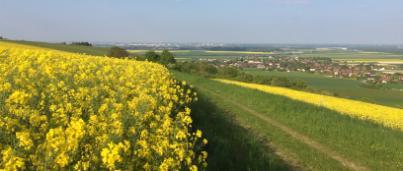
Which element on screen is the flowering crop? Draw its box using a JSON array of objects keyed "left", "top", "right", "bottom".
[
  {"left": 215, "top": 79, "right": 403, "bottom": 131},
  {"left": 0, "top": 42, "right": 207, "bottom": 170}
]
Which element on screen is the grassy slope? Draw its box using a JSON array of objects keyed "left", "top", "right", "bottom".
[
  {"left": 245, "top": 69, "right": 403, "bottom": 108},
  {"left": 191, "top": 92, "right": 294, "bottom": 171},
  {"left": 175, "top": 71, "right": 403, "bottom": 171},
  {"left": 0, "top": 40, "right": 110, "bottom": 56}
]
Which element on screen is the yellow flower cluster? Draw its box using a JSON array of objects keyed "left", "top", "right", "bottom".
[
  {"left": 0, "top": 42, "right": 207, "bottom": 170},
  {"left": 215, "top": 79, "right": 403, "bottom": 131}
]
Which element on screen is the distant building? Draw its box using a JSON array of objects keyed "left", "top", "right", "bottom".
[{"left": 257, "top": 64, "right": 266, "bottom": 69}]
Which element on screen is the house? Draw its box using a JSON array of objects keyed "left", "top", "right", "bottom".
[
  {"left": 257, "top": 64, "right": 266, "bottom": 69},
  {"left": 247, "top": 60, "right": 262, "bottom": 64}
]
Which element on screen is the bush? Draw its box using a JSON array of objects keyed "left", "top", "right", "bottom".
[
  {"left": 143, "top": 51, "right": 160, "bottom": 62},
  {"left": 107, "top": 46, "right": 129, "bottom": 58},
  {"left": 237, "top": 72, "right": 254, "bottom": 82},
  {"left": 160, "top": 50, "right": 176, "bottom": 64}
]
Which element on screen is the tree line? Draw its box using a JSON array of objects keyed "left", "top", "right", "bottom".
[
  {"left": 107, "top": 47, "right": 176, "bottom": 66},
  {"left": 175, "top": 62, "right": 308, "bottom": 90}
]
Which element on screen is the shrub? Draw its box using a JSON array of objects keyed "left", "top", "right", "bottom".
[
  {"left": 160, "top": 50, "right": 176, "bottom": 64},
  {"left": 107, "top": 46, "right": 129, "bottom": 58},
  {"left": 144, "top": 51, "right": 160, "bottom": 62},
  {"left": 219, "top": 67, "right": 239, "bottom": 78}
]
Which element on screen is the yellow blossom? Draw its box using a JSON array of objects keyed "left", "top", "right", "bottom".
[
  {"left": 215, "top": 78, "right": 403, "bottom": 130},
  {"left": 0, "top": 41, "right": 207, "bottom": 170}
]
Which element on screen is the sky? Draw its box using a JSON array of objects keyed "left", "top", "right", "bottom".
[{"left": 1, "top": 0, "right": 403, "bottom": 44}]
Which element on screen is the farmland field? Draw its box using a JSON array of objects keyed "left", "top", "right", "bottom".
[
  {"left": 333, "top": 58, "right": 403, "bottom": 64},
  {"left": 3, "top": 40, "right": 403, "bottom": 170},
  {"left": 0, "top": 42, "right": 206, "bottom": 170},
  {"left": 215, "top": 78, "right": 403, "bottom": 130},
  {"left": 205, "top": 50, "right": 274, "bottom": 55},
  {"left": 174, "top": 71, "right": 403, "bottom": 171},
  {"left": 289, "top": 50, "right": 403, "bottom": 59},
  {"left": 245, "top": 69, "right": 403, "bottom": 108},
  {"left": 129, "top": 49, "right": 403, "bottom": 65},
  {"left": 4, "top": 0, "right": 403, "bottom": 170}
]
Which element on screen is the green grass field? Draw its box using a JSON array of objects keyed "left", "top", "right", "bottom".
[
  {"left": 245, "top": 69, "right": 403, "bottom": 108},
  {"left": 190, "top": 90, "right": 294, "bottom": 170},
  {"left": 175, "top": 71, "right": 403, "bottom": 171},
  {"left": 1, "top": 40, "right": 110, "bottom": 56}
]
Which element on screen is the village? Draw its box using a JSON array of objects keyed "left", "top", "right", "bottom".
[{"left": 203, "top": 55, "right": 403, "bottom": 84}]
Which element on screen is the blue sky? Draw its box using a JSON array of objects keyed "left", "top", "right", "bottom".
[{"left": 1, "top": 0, "right": 402, "bottom": 44}]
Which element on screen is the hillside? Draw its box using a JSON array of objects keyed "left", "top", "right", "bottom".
[
  {"left": 0, "top": 40, "right": 110, "bottom": 56},
  {"left": 0, "top": 42, "right": 206, "bottom": 170},
  {"left": 174, "top": 71, "right": 403, "bottom": 171},
  {"left": 3, "top": 40, "right": 403, "bottom": 170}
]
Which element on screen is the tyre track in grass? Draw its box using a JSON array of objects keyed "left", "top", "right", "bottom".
[{"left": 197, "top": 86, "right": 370, "bottom": 171}]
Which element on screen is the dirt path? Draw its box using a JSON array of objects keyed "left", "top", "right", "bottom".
[{"left": 199, "top": 87, "right": 370, "bottom": 171}]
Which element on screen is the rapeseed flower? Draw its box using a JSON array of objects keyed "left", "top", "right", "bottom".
[{"left": 0, "top": 42, "right": 207, "bottom": 170}]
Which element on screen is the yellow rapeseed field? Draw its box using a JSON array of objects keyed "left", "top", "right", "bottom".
[
  {"left": 0, "top": 42, "right": 207, "bottom": 170},
  {"left": 214, "top": 79, "right": 403, "bottom": 131}
]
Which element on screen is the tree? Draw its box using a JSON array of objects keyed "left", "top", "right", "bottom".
[
  {"left": 144, "top": 51, "right": 160, "bottom": 62},
  {"left": 71, "top": 42, "right": 92, "bottom": 46},
  {"left": 160, "top": 50, "right": 176, "bottom": 64},
  {"left": 107, "top": 46, "right": 129, "bottom": 58},
  {"left": 0, "top": 36, "right": 3, "bottom": 40}
]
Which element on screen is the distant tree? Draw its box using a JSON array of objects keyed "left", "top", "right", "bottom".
[
  {"left": 144, "top": 51, "right": 160, "bottom": 62},
  {"left": 71, "top": 42, "right": 92, "bottom": 46},
  {"left": 0, "top": 36, "right": 3, "bottom": 40},
  {"left": 160, "top": 50, "right": 176, "bottom": 64},
  {"left": 219, "top": 67, "right": 239, "bottom": 78},
  {"left": 107, "top": 46, "right": 129, "bottom": 58}
]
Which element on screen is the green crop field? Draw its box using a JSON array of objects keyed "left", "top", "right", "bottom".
[
  {"left": 174, "top": 71, "right": 403, "bottom": 171},
  {"left": 244, "top": 69, "right": 403, "bottom": 108}
]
